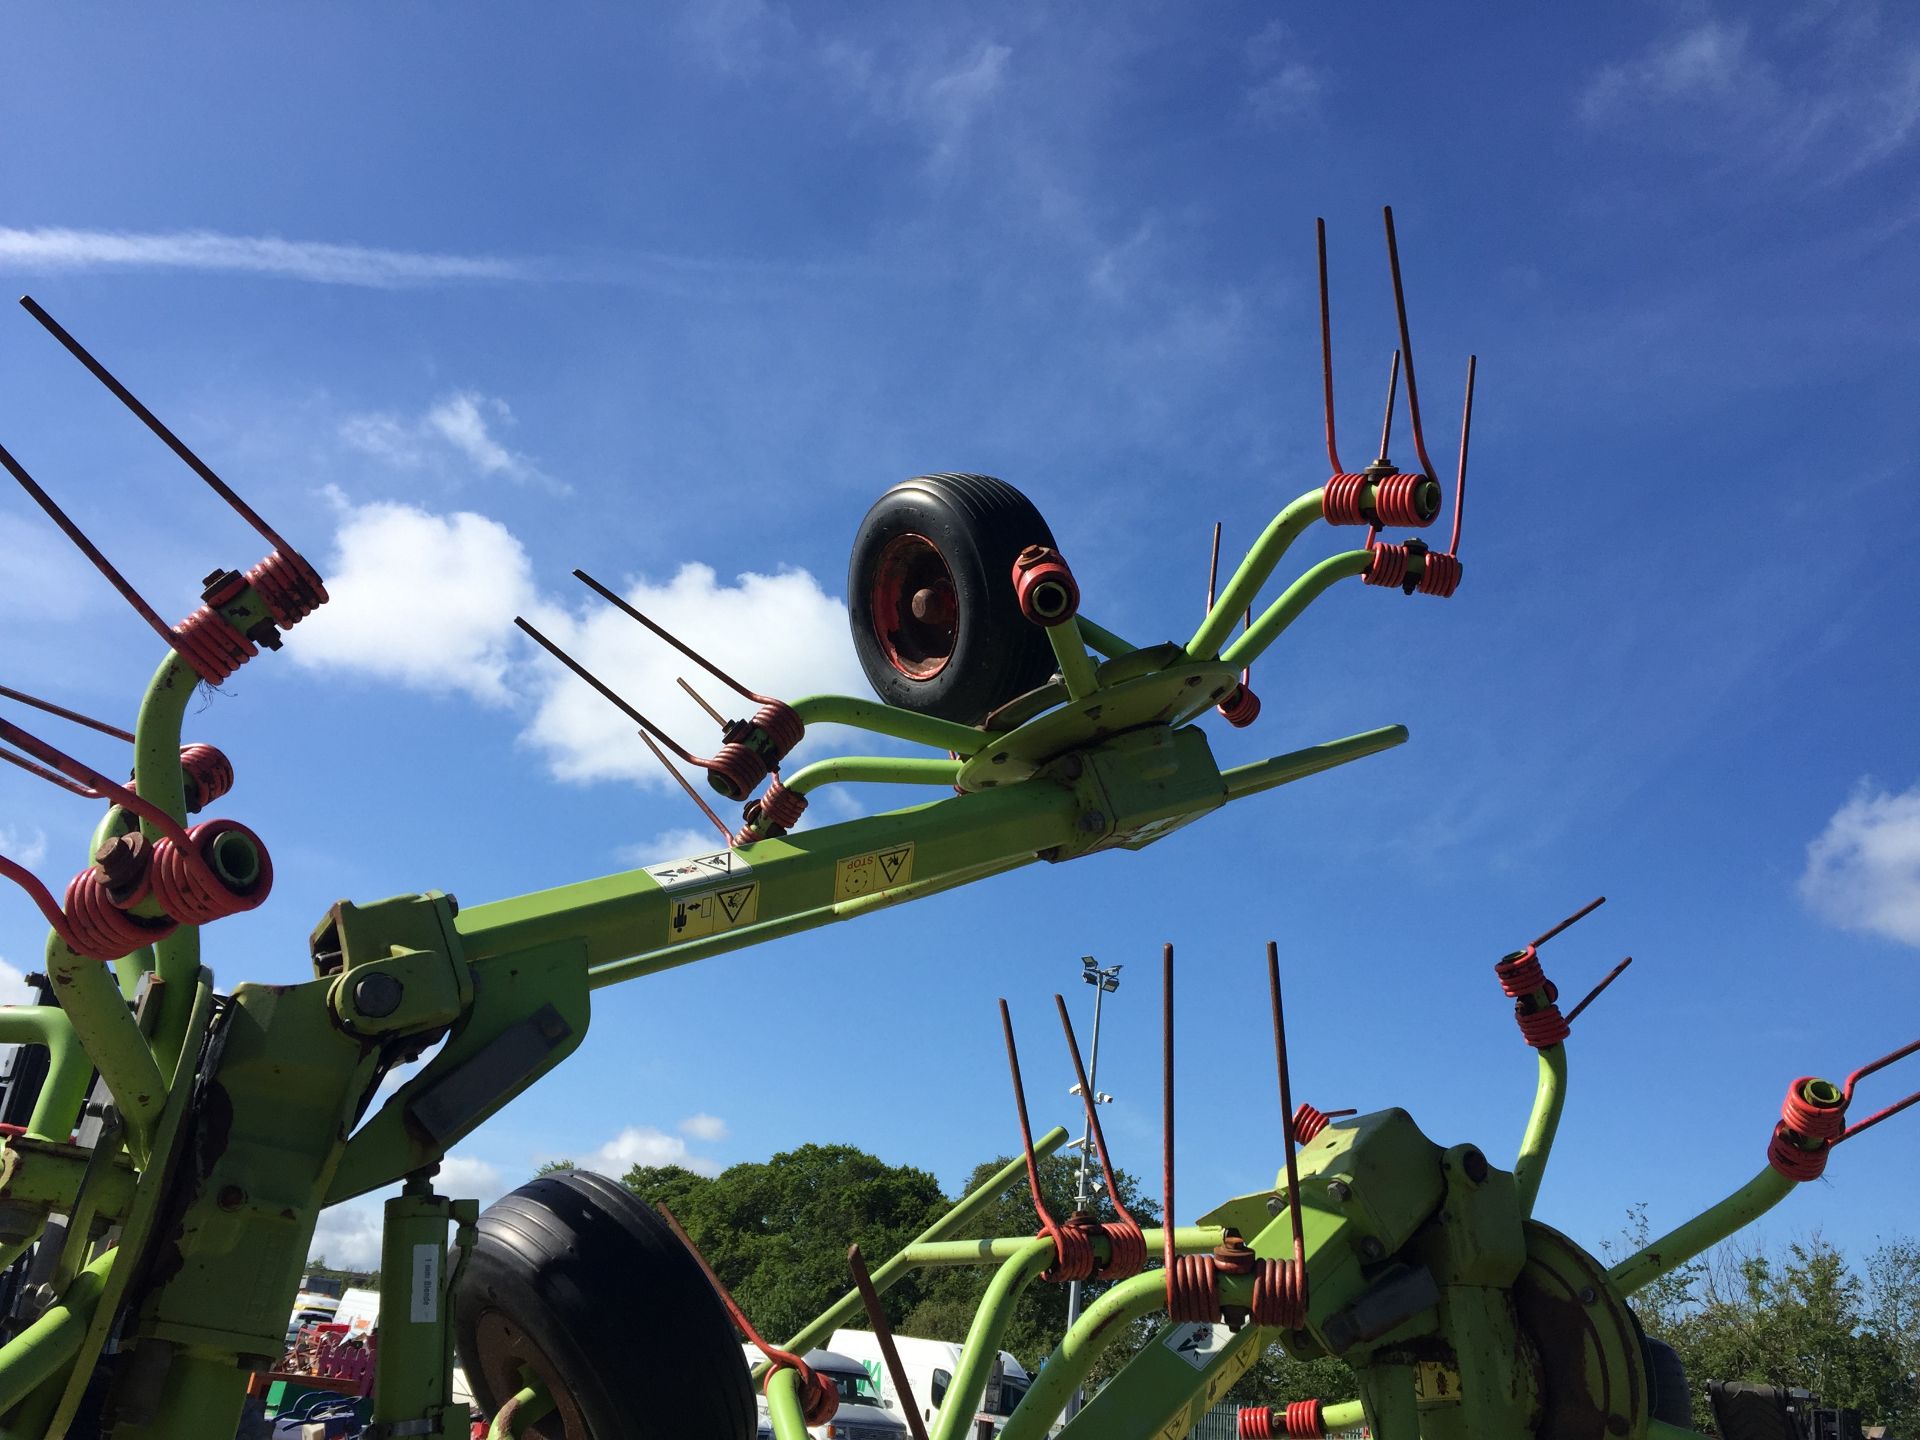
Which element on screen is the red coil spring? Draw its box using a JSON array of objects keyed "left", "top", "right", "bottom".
[
  {"left": 1321, "top": 474, "right": 1372, "bottom": 526},
  {"left": 1239, "top": 1407, "right": 1278, "bottom": 1439},
  {"left": 62, "top": 867, "right": 176, "bottom": 961},
  {"left": 1292, "top": 1103, "right": 1331, "bottom": 1145},
  {"left": 1364, "top": 543, "right": 1461, "bottom": 597},
  {"left": 1098, "top": 1220, "right": 1147, "bottom": 1279},
  {"left": 1286, "top": 1399, "right": 1327, "bottom": 1439},
  {"left": 246, "top": 549, "right": 328, "bottom": 629},
  {"left": 751, "top": 701, "right": 804, "bottom": 763},
  {"left": 760, "top": 773, "right": 809, "bottom": 832},
  {"left": 1515, "top": 1004, "right": 1571, "bottom": 1048},
  {"left": 149, "top": 819, "right": 273, "bottom": 924},
  {"left": 1165, "top": 1252, "right": 1221, "bottom": 1324},
  {"left": 1249, "top": 1257, "right": 1308, "bottom": 1330},
  {"left": 1041, "top": 1220, "right": 1099, "bottom": 1284},
  {"left": 1495, "top": 947, "right": 1546, "bottom": 997},
  {"left": 764, "top": 1364, "right": 840, "bottom": 1427},
  {"left": 1323, "top": 472, "right": 1432, "bottom": 529},
  {"left": 171, "top": 605, "right": 256, "bottom": 684},
  {"left": 707, "top": 743, "right": 771, "bottom": 803},
  {"left": 1496, "top": 947, "right": 1570, "bottom": 1047},
  {"left": 1768, "top": 1078, "right": 1847, "bottom": 1181},
  {"left": 179, "top": 743, "right": 235, "bottom": 811},
  {"left": 1217, "top": 685, "right": 1262, "bottom": 728}
]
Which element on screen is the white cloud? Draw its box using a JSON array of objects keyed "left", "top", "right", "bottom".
[
  {"left": 0, "top": 958, "right": 35, "bottom": 1006},
  {"left": 342, "top": 392, "right": 563, "bottom": 493},
  {"left": 307, "top": 1151, "right": 506, "bottom": 1271},
  {"left": 0, "top": 227, "right": 528, "bottom": 287},
  {"left": 1580, "top": 20, "right": 1760, "bottom": 122},
  {"left": 1800, "top": 780, "right": 1920, "bottom": 948},
  {"left": 1245, "top": 21, "right": 1325, "bottom": 124},
  {"left": 679, "top": 1113, "right": 729, "bottom": 1142},
  {"left": 437, "top": 1154, "right": 507, "bottom": 1205},
  {"left": 0, "top": 828, "right": 47, "bottom": 870},
  {"left": 291, "top": 497, "right": 541, "bottom": 705},
  {"left": 817, "top": 35, "right": 1012, "bottom": 174},
  {"left": 588, "top": 1125, "right": 722, "bottom": 1177}
]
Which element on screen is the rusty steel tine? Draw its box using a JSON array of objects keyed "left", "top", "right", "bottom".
[
  {"left": 512, "top": 616, "right": 706, "bottom": 766},
  {"left": 1839, "top": 1037, "right": 1920, "bottom": 1144},
  {"left": 1205, "top": 522, "right": 1222, "bottom": 615},
  {"left": 1564, "top": 956, "right": 1633, "bottom": 1027},
  {"left": 1317, "top": 218, "right": 1343, "bottom": 476},
  {"left": 1053, "top": 992, "right": 1140, "bottom": 1230},
  {"left": 1381, "top": 206, "right": 1440, "bottom": 488},
  {"left": 0, "top": 716, "right": 192, "bottom": 846},
  {"left": 1378, "top": 351, "right": 1401, "bottom": 460},
  {"left": 0, "top": 439, "right": 184, "bottom": 656},
  {"left": 0, "top": 744, "right": 101, "bottom": 796},
  {"left": 1267, "top": 942, "right": 1306, "bottom": 1269},
  {"left": 657, "top": 1204, "right": 808, "bottom": 1372},
  {"left": 0, "top": 852, "right": 73, "bottom": 940},
  {"left": 1161, "top": 942, "right": 1176, "bottom": 1277},
  {"left": 19, "top": 296, "right": 299, "bottom": 557},
  {"left": 1531, "top": 896, "right": 1606, "bottom": 950},
  {"left": 0, "top": 684, "right": 133, "bottom": 743},
  {"left": 1451, "top": 355, "right": 1476, "bottom": 556},
  {"left": 573, "top": 568, "right": 773, "bottom": 706},
  {"left": 636, "top": 731, "right": 733, "bottom": 845},
  {"left": 998, "top": 999, "right": 1063, "bottom": 1237},
  {"left": 677, "top": 677, "right": 729, "bottom": 730},
  {"left": 847, "top": 1244, "right": 931, "bottom": 1440}
]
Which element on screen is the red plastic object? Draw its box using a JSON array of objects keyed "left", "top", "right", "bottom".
[{"left": 1011, "top": 546, "right": 1079, "bottom": 627}]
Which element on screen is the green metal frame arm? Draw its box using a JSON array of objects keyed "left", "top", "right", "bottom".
[
  {"left": 1220, "top": 726, "right": 1409, "bottom": 801},
  {"left": 1607, "top": 1165, "right": 1797, "bottom": 1297},
  {"left": 782, "top": 756, "right": 961, "bottom": 797},
  {"left": 1046, "top": 620, "right": 1101, "bottom": 701},
  {"left": 130, "top": 650, "right": 205, "bottom": 1076},
  {"left": 1188, "top": 488, "right": 1328, "bottom": 660},
  {"left": 1075, "top": 615, "right": 1137, "bottom": 658},
  {"left": 0, "top": 1007, "right": 89, "bottom": 1143},
  {"left": 1218, "top": 550, "right": 1372, "bottom": 673},
  {"left": 765, "top": 1365, "right": 810, "bottom": 1440},
  {"left": 790, "top": 694, "right": 999, "bottom": 756},
  {"left": 0, "top": 1248, "right": 113, "bottom": 1418},
  {"left": 1322, "top": 1399, "right": 1367, "bottom": 1432},
  {"left": 1513, "top": 1045, "right": 1567, "bottom": 1217},
  {"left": 930, "top": 1238, "right": 1055, "bottom": 1440},
  {"left": 41, "top": 936, "right": 163, "bottom": 1161}
]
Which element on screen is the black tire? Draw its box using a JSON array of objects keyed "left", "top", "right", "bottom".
[
  {"left": 451, "top": 1170, "right": 753, "bottom": 1440},
  {"left": 847, "top": 473, "right": 1060, "bottom": 724},
  {"left": 1644, "top": 1336, "right": 1693, "bottom": 1430}
]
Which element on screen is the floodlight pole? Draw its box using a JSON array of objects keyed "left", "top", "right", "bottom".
[{"left": 1063, "top": 956, "right": 1121, "bottom": 1421}]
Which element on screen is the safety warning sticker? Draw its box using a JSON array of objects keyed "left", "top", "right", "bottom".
[
  {"left": 645, "top": 850, "right": 752, "bottom": 890},
  {"left": 832, "top": 842, "right": 914, "bottom": 902},
  {"left": 665, "top": 881, "right": 760, "bottom": 941}
]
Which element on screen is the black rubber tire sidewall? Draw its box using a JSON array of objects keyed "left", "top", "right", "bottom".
[
  {"left": 451, "top": 1170, "right": 753, "bottom": 1440},
  {"left": 847, "top": 473, "right": 1059, "bottom": 724},
  {"left": 1643, "top": 1335, "right": 1693, "bottom": 1430}
]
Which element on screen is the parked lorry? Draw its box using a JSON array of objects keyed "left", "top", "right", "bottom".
[{"left": 829, "top": 1330, "right": 1038, "bottom": 1435}]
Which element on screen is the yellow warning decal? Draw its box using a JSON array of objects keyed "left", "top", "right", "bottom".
[
  {"left": 1413, "top": 1360, "right": 1461, "bottom": 1405},
  {"left": 665, "top": 881, "right": 760, "bottom": 942},
  {"left": 832, "top": 842, "right": 915, "bottom": 902}
]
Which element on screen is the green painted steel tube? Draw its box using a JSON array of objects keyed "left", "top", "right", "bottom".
[
  {"left": 1076, "top": 616, "right": 1137, "bottom": 658},
  {"left": 1513, "top": 1045, "right": 1567, "bottom": 1217},
  {"left": 770, "top": 1128, "right": 1070, "bottom": 1367},
  {"left": 1189, "top": 489, "right": 1327, "bottom": 660},
  {"left": 930, "top": 1238, "right": 1055, "bottom": 1440},
  {"left": 131, "top": 652, "right": 204, "bottom": 1076},
  {"left": 904, "top": 1226, "right": 1222, "bottom": 1269},
  {"left": 1005, "top": 1269, "right": 1259, "bottom": 1440},
  {"left": 791, "top": 694, "right": 997, "bottom": 756},
  {"left": 1608, "top": 1166, "right": 1798, "bottom": 1297},
  {"left": 1047, "top": 620, "right": 1101, "bottom": 701},
  {"left": 486, "top": 1383, "right": 554, "bottom": 1439},
  {"left": 766, "top": 1365, "right": 810, "bottom": 1440},
  {"left": 1323, "top": 1399, "right": 1368, "bottom": 1432},
  {"left": 42, "top": 935, "right": 164, "bottom": 1158},
  {"left": 1218, "top": 550, "right": 1371, "bottom": 672},
  {"left": 0, "top": 1247, "right": 113, "bottom": 1416},
  {"left": 783, "top": 756, "right": 962, "bottom": 796},
  {"left": 0, "top": 1005, "right": 89, "bottom": 1142},
  {"left": 1220, "top": 726, "right": 1409, "bottom": 801}
]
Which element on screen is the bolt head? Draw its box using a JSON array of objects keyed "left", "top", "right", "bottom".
[
  {"left": 1359, "top": 1236, "right": 1386, "bottom": 1261},
  {"left": 1327, "top": 1179, "right": 1352, "bottom": 1203},
  {"left": 1578, "top": 1286, "right": 1598, "bottom": 1305},
  {"left": 352, "top": 972, "right": 404, "bottom": 1019}
]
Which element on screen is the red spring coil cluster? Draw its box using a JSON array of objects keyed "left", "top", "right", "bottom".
[
  {"left": 61, "top": 867, "right": 177, "bottom": 960},
  {"left": 1240, "top": 1407, "right": 1278, "bottom": 1439},
  {"left": 171, "top": 605, "right": 257, "bottom": 684},
  {"left": 760, "top": 773, "right": 809, "bottom": 832},
  {"left": 246, "top": 549, "right": 328, "bottom": 629},
  {"left": 1323, "top": 472, "right": 1432, "bottom": 529},
  {"left": 1165, "top": 1252, "right": 1221, "bottom": 1324},
  {"left": 1287, "top": 1400, "right": 1328, "bottom": 1439},
  {"left": 179, "top": 743, "right": 235, "bottom": 812},
  {"left": 1768, "top": 1079, "right": 1848, "bottom": 1181},
  {"left": 751, "top": 701, "right": 804, "bottom": 764},
  {"left": 1363, "top": 544, "right": 1461, "bottom": 597},
  {"left": 149, "top": 819, "right": 273, "bottom": 924},
  {"left": 1244, "top": 1400, "right": 1326, "bottom": 1440},
  {"left": 708, "top": 743, "right": 771, "bottom": 803},
  {"left": 1217, "top": 685, "right": 1262, "bottom": 729},
  {"left": 765, "top": 1363, "right": 839, "bottom": 1427},
  {"left": 1292, "top": 1103, "right": 1332, "bottom": 1146},
  {"left": 1098, "top": 1220, "right": 1147, "bottom": 1279},
  {"left": 1249, "top": 1258, "right": 1308, "bottom": 1330},
  {"left": 1495, "top": 947, "right": 1570, "bottom": 1048},
  {"left": 1041, "top": 1219, "right": 1100, "bottom": 1283}
]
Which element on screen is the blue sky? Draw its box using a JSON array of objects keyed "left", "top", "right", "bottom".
[{"left": 2, "top": 3, "right": 1917, "bottom": 1276}]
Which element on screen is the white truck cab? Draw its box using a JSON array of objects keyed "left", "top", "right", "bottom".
[
  {"left": 745, "top": 1345, "right": 910, "bottom": 1440},
  {"left": 827, "top": 1329, "right": 1038, "bottom": 1435}
]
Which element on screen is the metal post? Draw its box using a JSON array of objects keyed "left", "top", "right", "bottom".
[{"left": 1062, "top": 958, "right": 1120, "bottom": 1422}]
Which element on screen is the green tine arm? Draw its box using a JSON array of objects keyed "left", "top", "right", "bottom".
[
  {"left": 790, "top": 695, "right": 999, "bottom": 755},
  {"left": 1513, "top": 1045, "right": 1567, "bottom": 1217},
  {"left": 1607, "top": 1166, "right": 1797, "bottom": 1297},
  {"left": 41, "top": 937, "right": 163, "bottom": 1162},
  {"left": 766, "top": 1365, "right": 811, "bottom": 1440},
  {"left": 1219, "top": 550, "right": 1372, "bottom": 673},
  {"left": 1075, "top": 616, "right": 1137, "bottom": 658},
  {"left": 929, "top": 1238, "right": 1055, "bottom": 1440},
  {"left": 0, "top": 1006, "right": 90, "bottom": 1142},
  {"left": 782, "top": 756, "right": 962, "bottom": 798},
  {"left": 1189, "top": 489, "right": 1328, "bottom": 660}
]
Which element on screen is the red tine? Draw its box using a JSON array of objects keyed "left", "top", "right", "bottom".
[
  {"left": 1206, "top": 522, "right": 1222, "bottom": 615},
  {"left": 998, "top": 999, "right": 1067, "bottom": 1248},
  {"left": 513, "top": 616, "right": 708, "bottom": 768},
  {"left": 1381, "top": 206, "right": 1440, "bottom": 489},
  {"left": 656, "top": 1204, "right": 810, "bottom": 1375},
  {"left": 1053, "top": 993, "right": 1142, "bottom": 1232},
  {"left": 1266, "top": 942, "right": 1306, "bottom": 1271},
  {"left": 1531, "top": 896, "right": 1606, "bottom": 950},
  {"left": 847, "top": 1244, "right": 931, "bottom": 1440},
  {"left": 637, "top": 732, "right": 734, "bottom": 846},
  {"left": 575, "top": 569, "right": 775, "bottom": 706},
  {"left": 1377, "top": 351, "right": 1401, "bottom": 461},
  {"left": 1317, "top": 218, "right": 1343, "bottom": 476},
  {"left": 1563, "top": 956, "right": 1633, "bottom": 1027},
  {"left": 1451, "top": 355, "right": 1476, "bottom": 557},
  {"left": 1161, "top": 942, "right": 1176, "bottom": 1279},
  {"left": 1839, "top": 1037, "right": 1920, "bottom": 1145},
  {"left": 0, "top": 746, "right": 101, "bottom": 796},
  {"left": 0, "top": 684, "right": 133, "bottom": 743},
  {"left": 0, "top": 718, "right": 193, "bottom": 850}
]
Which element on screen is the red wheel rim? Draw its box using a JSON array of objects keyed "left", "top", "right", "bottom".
[{"left": 869, "top": 533, "right": 957, "bottom": 681}]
